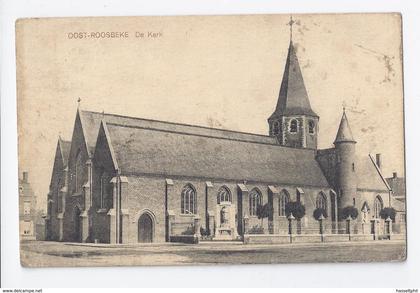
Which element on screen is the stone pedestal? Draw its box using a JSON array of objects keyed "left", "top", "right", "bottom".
[
  {"left": 207, "top": 211, "right": 215, "bottom": 236},
  {"left": 108, "top": 208, "right": 117, "bottom": 244},
  {"left": 167, "top": 210, "right": 175, "bottom": 238},
  {"left": 80, "top": 211, "right": 89, "bottom": 243},
  {"left": 57, "top": 213, "right": 64, "bottom": 241},
  {"left": 243, "top": 216, "right": 249, "bottom": 235},
  {"left": 121, "top": 209, "right": 130, "bottom": 244},
  {"left": 194, "top": 216, "right": 201, "bottom": 236},
  {"left": 214, "top": 203, "right": 237, "bottom": 240}
]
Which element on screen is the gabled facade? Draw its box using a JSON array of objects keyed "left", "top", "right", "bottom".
[{"left": 62, "top": 109, "right": 95, "bottom": 242}]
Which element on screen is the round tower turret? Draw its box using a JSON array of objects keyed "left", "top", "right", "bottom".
[{"left": 334, "top": 109, "right": 357, "bottom": 211}]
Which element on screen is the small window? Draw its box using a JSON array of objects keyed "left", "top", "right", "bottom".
[
  {"left": 308, "top": 120, "right": 315, "bottom": 134},
  {"left": 272, "top": 121, "right": 280, "bottom": 135},
  {"left": 217, "top": 186, "right": 231, "bottom": 204},
  {"left": 23, "top": 201, "right": 31, "bottom": 215},
  {"left": 289, "top": 119, "right": 298, "bottom": 133},
  {"left": 352, "top": 163, "right": 355, "bottom": 172}
]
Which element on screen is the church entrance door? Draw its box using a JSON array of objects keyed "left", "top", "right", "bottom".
[{"left": 138, "top": 213, "right": 153, "bottom": 243}]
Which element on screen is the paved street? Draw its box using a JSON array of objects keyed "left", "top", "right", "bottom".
[{"left": 20, "top": 240, "right": 406, "bottom": 267}]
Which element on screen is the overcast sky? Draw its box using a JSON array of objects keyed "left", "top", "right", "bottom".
[{"left": 16, "top": 14, "right": 404, "bottom": 210}]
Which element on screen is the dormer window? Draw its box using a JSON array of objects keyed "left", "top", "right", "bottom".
[
  {"left": 308, "top": 120, "right": 315, "bottom": 134},
  {"left": 289, "top": 119, "right": 298, "bottom": 133}
]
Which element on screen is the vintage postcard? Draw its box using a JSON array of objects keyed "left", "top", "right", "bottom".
[{"left": 16, "top": 13, "right": 406, "bottom": 267}]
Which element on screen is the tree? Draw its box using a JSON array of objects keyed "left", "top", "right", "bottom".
[
  {"left": 313, "top": 207, "right": 327, "bottom": 220},
  {"left": 256, "top": 202, "right": 273, "bottom": 228},
  {"left": 380, "top": 207, "right": 396, "bottom": 222},
  {"left": 285, "top": 201, "right": 306, "bottom": 220},
  {"left": 340, "top": 206, "right": 358, "bottom": 220}
]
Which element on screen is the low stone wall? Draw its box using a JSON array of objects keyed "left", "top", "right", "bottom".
[
  {"left": 243, "top": 234, "right": 290, "bottom": 244},
  {"left": 292, "top": 234, "right": 322, "bottom": 243},
  {"left": 390, "top": 234, "right": 405, "bottom": 241},
  {"left": 323, "top": 234, "right": 350, "bottom": 242},
  {"left": 170, "top": 235, "right": 199, "bottom": 244},
  {"left": 350, "top": 234, "right": 374, "bottom": 241},
  {"left": 243, "top": 233, "right": 400, "bottom": 244}
]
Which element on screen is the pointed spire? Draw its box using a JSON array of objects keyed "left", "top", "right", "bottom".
[
  {"left": 269, "top": 41, "right": 318, "bottom": 120},
  {"left": 334, "top": 108, "right": 356, "bottom": 144}
]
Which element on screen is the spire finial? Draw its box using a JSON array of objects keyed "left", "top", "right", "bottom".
[
  {"left": 77, "top": 97, "right": 82, "bottom": 109},
  {"left": 287, "top": 15, "right": 295, "bottom": 42},
  {"left": 342, "top": 101, "right": 347, "bottom": 113}
]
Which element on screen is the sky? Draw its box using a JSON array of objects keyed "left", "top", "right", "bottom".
[{"left": 16, "top": 14, "right": 404, "bottom": 211}]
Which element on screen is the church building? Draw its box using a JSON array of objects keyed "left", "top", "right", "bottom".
[{"left": 45, "top": 39, "right": 395, "bottom": 244}]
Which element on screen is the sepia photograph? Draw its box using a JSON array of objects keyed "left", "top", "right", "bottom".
[{"left": 15, "top": 13, "right": 406, "bottom": 267}]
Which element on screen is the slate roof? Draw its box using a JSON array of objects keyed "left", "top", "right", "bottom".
[
  {"left": 356, "top": 155, "right": 389, "bottom": 192},
  {"left": 391, "top": 198, "right": 405, "bottom": 212},
  {"left": 105, "top": 122, "right": 330, "bottom": 188},
  {"left": 269, "top": 41, "right": 318, "bottom": 119},
  {"left": 58, "top": 138, "right": 71, "bottom": 167},
  {"left": 80, "top": 110, "right": 277, "bottom": 155},
  {"left": 386, "top": 176, "right": 406, "bottom": 198},
  {"left": 334, "top": 111, "right": 356, "bottom": 144}
]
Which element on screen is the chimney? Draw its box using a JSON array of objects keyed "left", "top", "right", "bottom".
[
  {"left": 375, "top": 154, "right": 381, "bottom": 169},
  {"left": 22, "top": 171, "right": 28, "bottom": 183},
  {"left": 393, "top": 172, "right": 397, "bottom": 179}
]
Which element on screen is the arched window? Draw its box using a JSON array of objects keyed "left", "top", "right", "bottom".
[
  {"left": 249, "top": 188, "right": 262, "bottom": 216},
  {"left": 316, "top": 192, "right": 328, "bottom": 215},
  {"left": 308, "top": 120, "right": 315, "bottom": 134},
  {"left": 74, "top": 149, "right": 83, "bottom": 193},
  {"left": 181, "top": 184, "right": 197, "bottom": 215},
  {"left": 289, "top": 119, "right": 298, "bottom": 133},
  {"left": 217, "top": 186, "right": 231, "bottom": 204},
  {"left": 99, "top": 168, "right": 108, "bottom": 209},
  {"left": 272, "top": 121, "right": 280, "bottom": 135},
  {"left": 374, "top": 196, "right": 383, "bottom": 219},
  {"left": 279, "top": 190, "right": 290, "bottom": 217}
]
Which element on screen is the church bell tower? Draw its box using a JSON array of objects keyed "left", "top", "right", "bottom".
[{"left": 268, "top": 17, "right": 319, "bottom": 149}]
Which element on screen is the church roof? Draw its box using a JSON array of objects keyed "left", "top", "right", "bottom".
[
  {"left": 356, "top": 155, "right": 390, "bottom": 192},
  {"left": 58, "top": 138, "right": 71, "bottom": 167},
  {"left": 104, "top": 122, "right": 330, "bottom": 188},
  {"left": 79, "top": 110, "right": 278, "bottom": 154},
  {"left": 269, "top": 41, "right": 318, "bottom": 120},
  {"left": 334, "top": 110, "right": 356, "bottom": 144}
]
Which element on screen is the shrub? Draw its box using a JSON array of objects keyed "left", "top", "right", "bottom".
[
  {"left": 340, "top": 206, "right": 358, "bottom": 220},
  {"left": 256, "top": 203, "right": 273, "bottom": 220},
  {"left": 380, "top": 207, "right": 396, "bottom": 222},
  {"left": 200, "top": 227, "right": 210, "bottom": 236},
  {"left": 181, "top": 225, "right": 194, "bottom": 235},
  {"left": 249, "top": 225, "right": 265, "bottom": 234},
  {"left": 313, "top": 208, "right": 327, "bottom": 220},
  {"left": 285, "top": 201, "right": 306, "bottom": 220}
]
